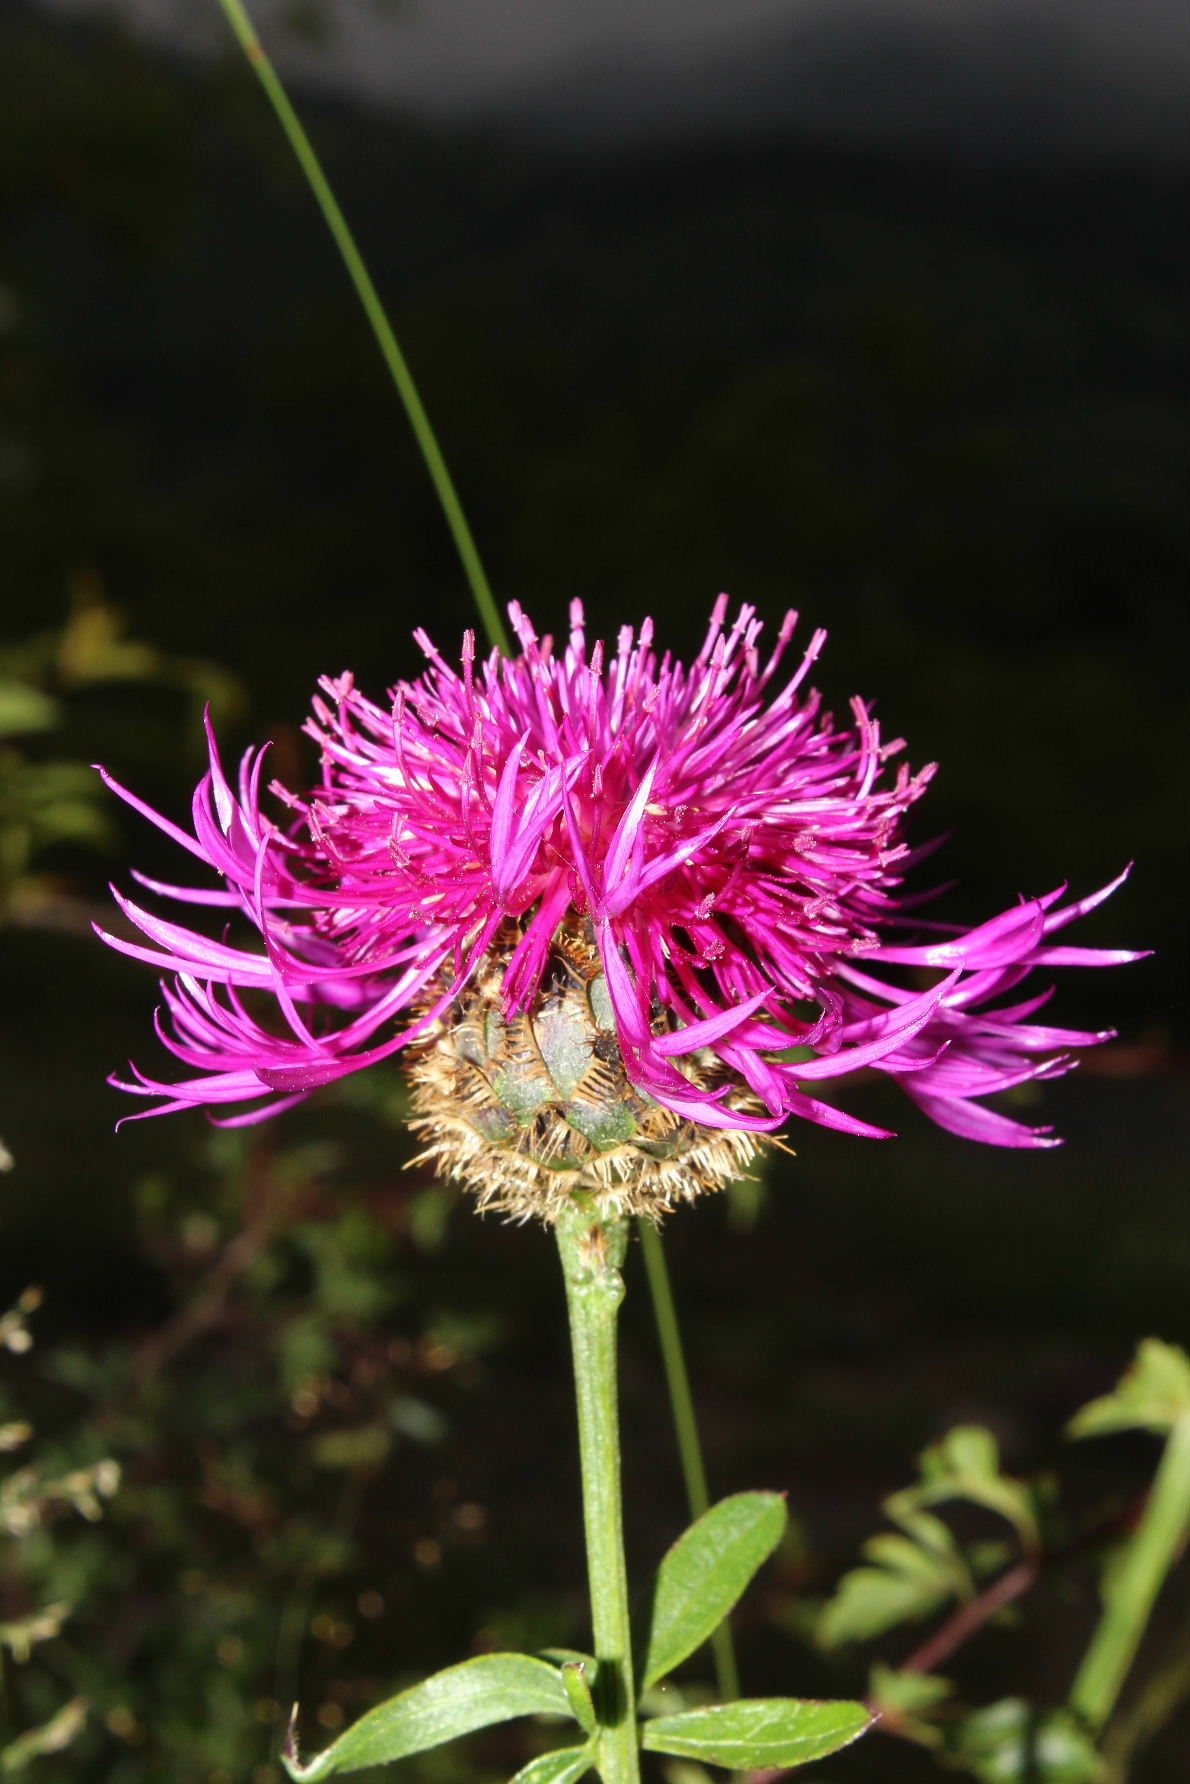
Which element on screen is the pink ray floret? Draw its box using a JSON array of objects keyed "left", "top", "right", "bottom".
[{"left": 96, "top": 600, "right": 1143, "bottom": 1144}]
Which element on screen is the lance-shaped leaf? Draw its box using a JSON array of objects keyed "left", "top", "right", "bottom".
[
  {"left": 283, "top": 1653, "right": 572, "bottom": 1780},
  {"left": 886, "top": 1427, "right": 1042, "bottom": 1554},
  {"left": 1066, "top": 1339, "right": 1190, "bottom": 1440},
  {"left": 509, "top": 1743, "right": 597, "bottom": 1784},
  {"left": 817, "top": 1513, "right": 971, "bottom": 1647},
  {"left": 640, "top": 1491, "right": 786, "bottom": 1688},
  {"left": 641, "top": 1697, "right": 873, "bottom": 1769}
]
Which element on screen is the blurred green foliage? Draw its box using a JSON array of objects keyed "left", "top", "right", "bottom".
[
  {"left": 1, "top": 1287, "right": 117, "bottom": 1773},
  {"left": 812, "top": 1346, "right": 1189, "bottom": 1780},
  {"left": 1, "top": 1113, "right": 518, "bottom": 1784},
  {"left": 0, "top": 579, "right": 242, "bottom": 921}
]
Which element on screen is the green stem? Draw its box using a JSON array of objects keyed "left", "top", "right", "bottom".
[
  {"left": 556, "top": 1206, "right": 641, "bottom": 1784},
  {"left": 1068, "top": 1414, "right": 1190, "bottom": 1732},
  {"left": 637, "top": 1218, "right": 740, "bottom": 1702},
  {"left": 211, "top": 0, "right": 510, "bottom": 657}
]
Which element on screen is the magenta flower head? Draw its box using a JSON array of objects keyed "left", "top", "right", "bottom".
[{"left": 98, "top": 599, "right": 1141, "bottom": 1218}]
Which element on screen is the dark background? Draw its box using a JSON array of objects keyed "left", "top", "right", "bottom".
[{"left": 0, "top": 2, "right": 1186, "bottom": 1780}]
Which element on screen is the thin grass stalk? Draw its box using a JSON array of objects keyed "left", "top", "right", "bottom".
[
  {"left": 212, "top": 0, "right": 509, "bottom": 655},
  {"left": 637, "top": 1218, "right": 741, "bottom": 1701}
]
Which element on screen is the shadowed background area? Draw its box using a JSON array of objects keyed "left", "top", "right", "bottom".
[{"left": 0, "top": 1, "right": 1186, "bottom": 1779}]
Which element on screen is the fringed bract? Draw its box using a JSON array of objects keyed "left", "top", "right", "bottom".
[{"left": 407, "top": 920, "right": 766, "bottom": 1222}]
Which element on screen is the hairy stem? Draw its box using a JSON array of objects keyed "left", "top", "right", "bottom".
[
  {"left": 556, "top": 1206, "right": 641, "bottom": 1784},
  {"left": 211, "top": 0, "right": 509, "bottom": 656},
  {"left": 637, "top": 1218, "right": 740, "bottom": 1701}
]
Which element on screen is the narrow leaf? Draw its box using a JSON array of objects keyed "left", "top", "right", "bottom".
[
  {"left": 869, "top": 1664, "right": 955, "bottom": 1746},
  {"left": 283, "top": 1654, "right": 572, "bottom": 1780},
  {"left": 1067, "top": 1339, "right": 1190, "bottom": 1440},
  {"left": 0, "top": 682, "right": 60, "bottom": 739},
  {"left": 641, "top": 1491, "right": 786, "bottom": 1688},
  {"left": 817, "top": 1523, "right": 966, "bottom": 1649},
  {"left": 888, "top": 1426, "right": 1039, "bottom": 1550},
  {"left": 641, "top": 1698, "right": 873, "bottom": 1768},
  {"left": 0, "top": 1696, "right": 88, "bottom": 1770},
  {"left": 509, "top": 1744, "right": 596, "bottom": 1784},
  {"left": 869, "top": 1663, "right": 954, "bottom": 1718}
]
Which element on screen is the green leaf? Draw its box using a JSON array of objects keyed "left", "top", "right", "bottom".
[
  {"left": 949, "top": 1699, "right": 1104, "bottom": 1783},
  {"left": 282, "top": 1653, "right": 573, "bottom": 1780},
  {"left": 817, "top": 1520, "right": 968, "bottom": 1647},
  {"left": 887, "top": 1426, "right": 1041, "bottom": 1551},
  {"left": 1067, "top": 1339, "right": 1190, "bottom": 1440},
  {"left": 865, "top": 1528, "right": 956, "bottom": 1580},
  {"left": 0, "top": 682, "right": 59, "bottom": 738},
  {"left": 869, "top": 1663, "right": 954, "bottom": 1718},
  {"left": 929, "top": 1425, "right": 1000, "bottom": 1481},
  {"left": 819, "top": 1424, "right": 1054, "bottom": 1650},
  {"left": 641, "top": 1491, "right": 786, "bottom": 1687},
  {"left": 0, "top": 1697, "right": 88, "bottom": 1771},
  {"left": 641, "top": 1698, "right": 873, "bottom": 1769},
  {"left": 868, "top": 1665, "right": 954, "bottom": 1748},
  {"left": 508, "top": 1743, "right": 597, "bottom": 1784},
  {"left": 818, "top": 1565, "right": 952, "bottom": 1647}
]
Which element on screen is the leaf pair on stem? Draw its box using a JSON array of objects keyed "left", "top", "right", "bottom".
[{"left": 283, "top": 1491, "right": 872, "bottom": 1779}]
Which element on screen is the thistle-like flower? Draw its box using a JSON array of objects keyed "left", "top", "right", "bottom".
[{"left": 97, "top": 600, "right": 1140, "bottom": 1218}]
